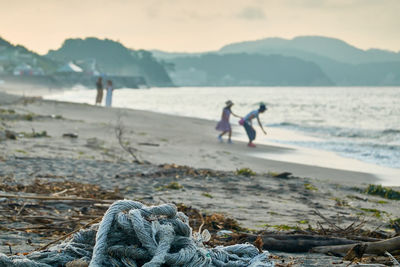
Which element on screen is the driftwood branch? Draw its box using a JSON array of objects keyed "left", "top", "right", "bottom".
[
  {"left": 242, "top": 234, "right": 357, "bottom": 253},
  {"left": 311, "top": 236, "right": 400, "bottom": 256},
  {"left": 115, "top": 116, "right": 141, "bottom": 163}
]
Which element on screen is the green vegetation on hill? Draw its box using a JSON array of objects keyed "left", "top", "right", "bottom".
[
  {"left": 46, "top": 38, "right": 172, "bottom": 86},
  {"left": 169, "top": 53, "right": 333, "bottom": 86},
  {"left": 0, "top": 37, "right": 59, "bottom": 73}
]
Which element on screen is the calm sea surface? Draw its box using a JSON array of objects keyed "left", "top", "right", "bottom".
[{"left": 45, "top": 86, "right": 400, "bottom": 170}]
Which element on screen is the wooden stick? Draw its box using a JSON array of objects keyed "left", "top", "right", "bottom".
[
  {"left": 0, "top": 193, "right": 115, "bottom": 203},
  {"left": 36, "top": 216, "right": 102, "bottom": 251}
]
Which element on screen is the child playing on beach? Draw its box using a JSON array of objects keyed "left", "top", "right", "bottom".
[
  {"left": 241, "top": 103, "right": 267, "bottom": 147},
  {"left": 105, "top": 80, "right": 113, "bottom": 107},
  {"left": 216, "top": 100, "right": 241, "bottom": 143}
]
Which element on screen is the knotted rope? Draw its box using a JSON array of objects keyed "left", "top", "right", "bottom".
[{"left": 0, "top": 200, "right": 274, "bottom": 266}]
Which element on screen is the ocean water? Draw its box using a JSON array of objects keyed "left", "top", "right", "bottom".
[{"left": 45, "top": 86, "right": 400, "bottom": 171}]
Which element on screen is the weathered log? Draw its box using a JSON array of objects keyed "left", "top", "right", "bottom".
[
  {"left": 243, "top": 234, "right": 357, "bottom": 252},
  {"left": 311, "top": 236, "right": 400, "bottom": 256}
]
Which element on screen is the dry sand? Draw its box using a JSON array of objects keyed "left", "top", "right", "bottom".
[{"left": 1, "top": 91, "right": 399, "bottom": 266}]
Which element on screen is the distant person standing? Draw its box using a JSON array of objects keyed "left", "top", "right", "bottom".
[
  {"left": 95, "top": 77, "right": 103, "bottom": 105},
  {"left": 105, "top": 80, "right": 114, "bottom": 107},
  {"left": 216, "top": 100, "right": 241, "bottom": 143},
  {"left": 241, "top": 103, "right": 267, "bottom": 147}
]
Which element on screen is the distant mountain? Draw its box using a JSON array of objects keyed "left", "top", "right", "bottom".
[
  {"left": 0, "top": 36, "right": 59, "bottom": 73},
  {"left": 154, "top": 36, "right": 400, "bottom": 86},
  {"left": 168, "top": 53, "right": 333, "bottom": 86},
  {"left": 219, "top": 36, "right": 400, "bottom": 64},
  {"left": 218, "top": 36, "right": 400, "bottom": 85},
  {"left": 150, "top": 50, "right": 206, "bottom": 60},
  {"left": 47, "top": 38, "right": 172, "bottom": 86}
]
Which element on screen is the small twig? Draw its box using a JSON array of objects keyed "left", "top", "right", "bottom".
[
  {"left": 36, "top": 216, "right": 102, "bottom": 251},
  {"left": 115, "top": 116, "right": 141, "bottom": 163},
  {"left": 138, "top": 142, "right": 159, "bottom": 147},
  {"left": 313, "top": 210, "right": 343, "bottom": 231},
  {"left": 317, "top": 221, "right": 327, "bottom": 235},
  {"left": 385, "top": 251, "right": 400, "bottom": 266},
  {"left": 51, "top": 188, "right": 70, "bottom": 196},
  {"left": 197, "top": 210, "right": 205, "bottom": 234},
  {"left": 16, "top": 202, "right": 26, "bottom": 216}
]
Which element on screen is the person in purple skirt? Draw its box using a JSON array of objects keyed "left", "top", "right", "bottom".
[{"left": 216, "top": 100, "right": 241, "bottom": 143}]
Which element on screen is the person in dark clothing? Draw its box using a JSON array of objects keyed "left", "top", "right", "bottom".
[{"left": 95, "top": 77, "right": 103, "bottom": 105}]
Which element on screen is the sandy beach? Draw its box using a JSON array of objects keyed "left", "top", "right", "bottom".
[{"left": 1, "top": 90, "right": 399, "bottom": 266}]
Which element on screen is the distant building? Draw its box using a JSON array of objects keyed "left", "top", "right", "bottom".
[
  {"left": 57, "top": 62, "right": 83, "bottom": 73},
  {"left": 75, "top": 58, "right": 100, "bottom": 76},
  {"left": 13, "top": 63, "right": 44, "bottom": 76}
]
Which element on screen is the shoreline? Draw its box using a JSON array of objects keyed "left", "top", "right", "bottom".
[
  {"left": 5, "top": 93, "right": 380, "bottom": 186},
  {"left": 40, "top": 87, "right": 400, "bottom": 185},
  {"left": 4, "top": 86, "right": 399, "bottom": 184}
]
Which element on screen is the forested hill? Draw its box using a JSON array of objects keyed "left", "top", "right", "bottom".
[
  {"left": 219, "top": 36, "right": 400, "bottom": 65},
  {"left": 169, "top": 53, "right": 333, "bottom": 86},
  {"left": 46, "top": 38, "right": 172, "bottom": 86},
  {"left": 217, "top": 36, "right": 400, "bottom": 85},
  {"left": 0, "top": 36, "right": 58, "bottom": 73},
  {"left": 153, "top": 36, "right": 400, "bottom": 86}
]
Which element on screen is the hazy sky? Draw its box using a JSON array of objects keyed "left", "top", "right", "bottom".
[{"left": 0, "top": 0, "right": 399, "bottom": 54}]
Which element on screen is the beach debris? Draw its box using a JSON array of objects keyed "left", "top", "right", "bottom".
[
  {"left": 0, "top": 159, "right": 399, "bottom": 266},
  {"left": 0, "top": 178, "right": 399, "bottom": 266},
  {"left": 138, "top": 142, "right": 160, "bottom": 146},
  {"left": 0, "top": 179, "right": 122, "bottom": 200},
  {"left": 157, "top": 181, "right": 184, "bottom": 190},
  {"left": 117, "top": 164, "right": 226, "bottom": 180},
  {"left": 0, "top": 108, "right": 15, "bottom": 114},
  {"left": 85, "top": 137, "right": 104, "bottom": 149},
  {"left": 385, "top": 251, "right": 400, "bottom": 266},
  {"left": 159, "top": 163, "right": 225, "bottom": 178},
  {"left": 0, "top": 112, "right": 49, "bottom": 122},
  {"left": 19, "top": 129, "right": 49, "bottom": 138},
  {"left": 50, "top": 114, "right": 64, "bottom": 119},
  {"left": 235, "top": 167, "right": 256, "bottom": 177},
  {"left": 63, "top": 132, "right": 79, "bottom": 138},
  {"left": 390, "top": 218, "right": 400, "bottom": 235},
  {"left": 23, "top": 113, "right": 34, "bottom": 121},
  {"left": 0, "top": 200, "right": 274, "bottom": 266},
  {"left": 365, "top": 184, "right": 400, "bottom": 200},
  {"left": 66, "top": 259, "right": 89, "bottom": 267},
  {"left": 311, "top": 236, "right": 400, "bottom": 256},
  {"left": 343, "top": 243, "right": 368, "bottom": 262},
  {"left": 5, "top": 130, "right": 17, "bottom": 140},
  {"left": 254, "top": 235, "right": 264, "bottom": 252},
  {"left": 216, "top": 230, "right": 234, "bottom": 237},
  {"left": 202, "top": 192, "right": 214, "bottom": 198},
  {"left": 18, "top": 96, "right": 42, "bottom": 105},
  {"left": 304, "top": 183, "right": 318, "bottom": 191},
  {"left": 272, "top": 172, "right": 292, "bottom": 179}
]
